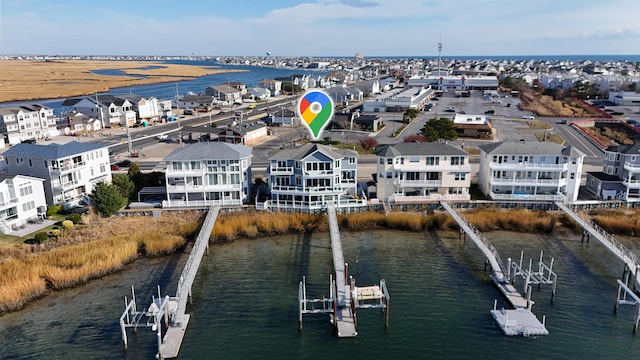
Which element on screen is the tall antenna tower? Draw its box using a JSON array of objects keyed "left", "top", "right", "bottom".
[{"left": 437, "top": 37, "right": 443, "bottom": 76}]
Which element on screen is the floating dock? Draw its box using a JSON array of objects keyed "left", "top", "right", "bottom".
[{"left": 490, "top": 307, "right": 549, "bottom": 336}]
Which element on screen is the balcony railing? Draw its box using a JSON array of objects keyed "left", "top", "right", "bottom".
[
  {"left": 623, "top": 178, "right": 640, "bottom": 188},
  {"left": 162, "top": 198, "right": 242, "bottom": 208},
  {"left": 394, "top": 179, "right": 442, "bottom": 187},
  {"left": 165, "top": 167, "right": 206, "bottom": 175},
  {"left": 489, "top": 177, "right": 566, "bottom": 185},
  {"left": 489, "top": 162, "right": 568, "bottom": 171},
  {"left": 268, "top": 166, "right": 295, "bottom": 175},
  {"left": 624, "top": 162, "right": 640, "bottom": 172},
  {"left": 271, "top": 185, "right": 343, "bottom": 194},
  {"left": 388, "top": 193, "right": 470, "bottom": 203},
  {"left": 166, "top": 183, "right": 241, "bottom": 192},
  {"left": 51, "top": 162, "right": 86, "bottom": 173},
  {"left": 267, "top": 196, "right": 366, "bottom": 211},
  {"left": 304, "top": 170, "right": 338, "bottom": 177},
  {"left": 60, "top": 180, "right": 80, "bottom": 189},
  {"left": 488, "top": 192, "right": 567, "bottom": 202},
  {"left": 393, "top": 163, "right": 471, "bottom": 172}
]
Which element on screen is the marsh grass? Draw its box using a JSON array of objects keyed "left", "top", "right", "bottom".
[
  {"left": 0, "top": 60, "right": 247, "bottom": 102},
  {"left": 0, "top": 212, "right": 201, "bottom": 313},
  {"left": 590, "top": 208, "right": 640, "bottom": 236}
]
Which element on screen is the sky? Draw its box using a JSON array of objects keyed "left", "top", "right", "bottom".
[{"left": 1, "top": 0, "right": 639, "bottom": 57}]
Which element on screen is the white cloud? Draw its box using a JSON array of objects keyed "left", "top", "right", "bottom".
[{"left": 2, "top": 0, "right": 639, "bottom": 55}]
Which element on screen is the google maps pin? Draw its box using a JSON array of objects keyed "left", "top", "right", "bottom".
[{"left": 298, "top": 90, "right": 334, "bottom": 140}]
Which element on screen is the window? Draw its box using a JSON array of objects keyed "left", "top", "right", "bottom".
[
  {"left": 379, "top": 158, "right": 384, "bottom": 165},
  {"left": 387, "top": 158, "right": 393, "bottom": 165},
  {"left": 425, "top": 157, "right": 439, "bottom": 165},
  {"left": 386, "top": 172, "right": 392, "bottom": 179},
  {"left": 570, "top": 173, "right": 575, "bottom": 180},
  {"left": 173, "top": 162, "right": 183, "bottom": 171},
  {"left": 454, "top": 173, "right": 466, "bottom": 181},
  {"left": 409, "top": 156, "right": 420, "bottom": 163},
  {"left": 28, "top": 159, "right": 32, "bottom": 167},
  {"left": 451, "top": 156, "right": 464, "bottom": 165}
]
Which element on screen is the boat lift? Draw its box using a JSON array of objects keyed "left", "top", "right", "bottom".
[{"left": 507, "top": 251, "right": 558, "bottom": 305}]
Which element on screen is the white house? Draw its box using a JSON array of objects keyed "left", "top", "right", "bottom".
[
  {"left": 478, "top": 141, "right": 585, "bottom": 202},
  {"left": 0, "top": 174, "right": 47, "bottom": 234},
  {"left": 61, "top": 95, "right": 135, "bottom": 127},
  {"left": 163, "top": 142, "right": 253, "bottom": 208},
  {"left": 265, "top": 143, "right": 364, "bottom": 212},
  {"left": 0, "top": 104, "right": 60, "bottom": 144},
  {"left": 3, "top": 141, "right": 112, "bottom": 208},
  {"left": 375, "top": 143, "right": 471, "bottom": 203}
]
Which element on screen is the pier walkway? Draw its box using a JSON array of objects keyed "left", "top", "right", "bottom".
[
  {"left": 160, "top": 206, "right": 219, "bottom": 358},
  {"left": 440, "top": 202, "right": 548, "bottom": 336},
  {"left": 120, "top": 206, "right": 219, "bottom": 359},
  {"left": 556, "top": 202, "right": 640, "bottom": 287},
  {"left": 327, "top": 206, "right": 358, "bottom": 337}
]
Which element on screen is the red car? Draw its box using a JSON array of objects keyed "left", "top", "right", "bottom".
[{"left": 110, "top": 164, "right": 120, "bottom": 171}]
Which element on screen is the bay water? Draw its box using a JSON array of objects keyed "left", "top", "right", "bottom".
[{"left": 1, "top": 229, "right": 640, "bottom": 359}]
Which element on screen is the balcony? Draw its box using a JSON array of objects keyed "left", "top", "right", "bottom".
[
  {"left": 304, "top": 170, "right": 338, "bottom": 178},
  {"left": 162, "top": 198, "right": 242, "bottom": 208},
  {"left": 268, "top": 166, "right": 294, "bottom": 175},
  {"left": 271, "top": 185, "right": 343, "bottom": 195},
  {"left": 489, "top": 177, "right": 566, "bottom": 186},
  {"left": 165, "top": 167, "right": 206, "bottom": 175},
  {"left": 388, "top": 193, "right": 470, "bottom": 203},
  {"left": 488, "top": 192, "right": 566, "bottom": 202},
  {"left": 393, "top": 163, "right": 471, "bottom": 172},
  {"left": 50, "top": 162, "right": 86, "bottom": 173},
  {"left": 394, "top": 179, "right": 442, "bottom": 187},
  {"left": 60, "top": 180, "right": 80, "bottom": 190},
  {"left": 624, "top": 162, "right": 640, "bottom": 173},
  {"left": 489, "top": 162, "right": 568, "bottom": 171},
  {"left": 623, "top": 178, "right": 640, "bottom": 189},
  {"left": 267, "top": 196, "right": 366, "bottom": 211},
  {"left": 166, "top": 183, "right": 241, "bottom": 192}
]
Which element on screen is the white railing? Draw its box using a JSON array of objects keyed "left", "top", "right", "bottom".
[
  {"left": 394, "top": 179, "right": 442, "bottom": 187},
  {"left": 271, "top": 185, "right": 343, "bottom": 194},
  {"left": 490, "top": 178, "right": 566, "bottom": 185},
  {"left": 393, "top": 164, "right": 471, "bottom": 172},
  {"left": 555, "top": 202, "right": 640, "bottom": 287},
  {"left": 624, "top": 162, "right": 640, "bottom": 172},
  {"left": 162, "top": 199, "right": 242, "bottom": 208},
  {"left": 490, "top": 193, "right": 566, "bottom": 202},
  {"left": 165, "top": 168, "right": 206, "bottom": 175},
  {"left": 268, "top": 166, "right": 294, "bottom": 175},
  {"left": 61, "top": 180, "right": 80, "bottom": 189},
  {"left": 166, "top": 183, "right": 241, "bottom": 192},
  {"left": 389, "top": 193, "right": 470, "bottom": 203},
  {"left": 440, "top": 202, "right": 507, "bottom": 282},
  {"left": 489, "top": 162, "right": 568, "bottom": 171}
]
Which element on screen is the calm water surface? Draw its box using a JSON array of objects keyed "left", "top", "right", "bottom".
[{"left": 1, "top": 230, "right": 640, "bottom": 359}]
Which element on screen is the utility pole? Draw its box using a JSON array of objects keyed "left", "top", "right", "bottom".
[{"left": 175, "top": 83, "right": 183, "bottom": 145}]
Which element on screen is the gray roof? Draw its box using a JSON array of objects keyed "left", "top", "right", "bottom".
[
  {"left": 216, "top": 122, "right": 266, "bottom": 136},
  {"left": 0, "top": 174, "right": 44, "bottom": 183},
  {"left": 164, "top": 142, "right": 252, "bottom": 161},
  {"left": 479, "top": 141, "right": 585, "bottom": 157},
  {"left": 3, "top": 141, "right": 109, "bottom": 159},
  {"left": 269, "top": 143, "right": 354, "bottom": 161},
  {"left": 606, "top": 143, "right": 640, "bottom": 155},
  {"left": 375, "top": 142, "right": 468, "bottom": 157}
]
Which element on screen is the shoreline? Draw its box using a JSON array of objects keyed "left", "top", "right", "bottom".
[{"left": 1, "top": 206, "right": 637, "bottom": 315}]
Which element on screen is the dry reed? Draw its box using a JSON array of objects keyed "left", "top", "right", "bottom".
[
  {"left": 0, "top": 212, "right": 201, "bottom": 313},
  {"left": 0, "top": 60, "right": 247, "bottom": 103}
]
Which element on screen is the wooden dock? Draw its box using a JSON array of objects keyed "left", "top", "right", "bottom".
[
  {"left": 119, "top": 206, "right": 220, "bottom": 359},
  {"left": 440, "top": 202, "right": 548, "bottom": 336},
  {"left": 327, "top": 206, "right": 358, "bottom": 337}
]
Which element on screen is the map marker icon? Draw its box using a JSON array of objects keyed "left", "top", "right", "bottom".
[{"left": 298, "top": 90, "right": 334, "bottom": 140}]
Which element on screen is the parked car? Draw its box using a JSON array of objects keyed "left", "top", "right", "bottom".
[
  {"left": 156, "top": 134, "right": 169, "bottom": 140},
  {"left": 116, "top": 160, "right": 132, "bottom": 167},
  {"left": 110, "top": 164, "right": 120, "bottom": 171},
  {"left": 484, "top": 110, "right": 495, "bottom": 115},
  {"left": 522, "top": 115, "right": 535, "bottom": 120},
  {"left": 183, "top": 109, "right": 194, "bottom": 115}
]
